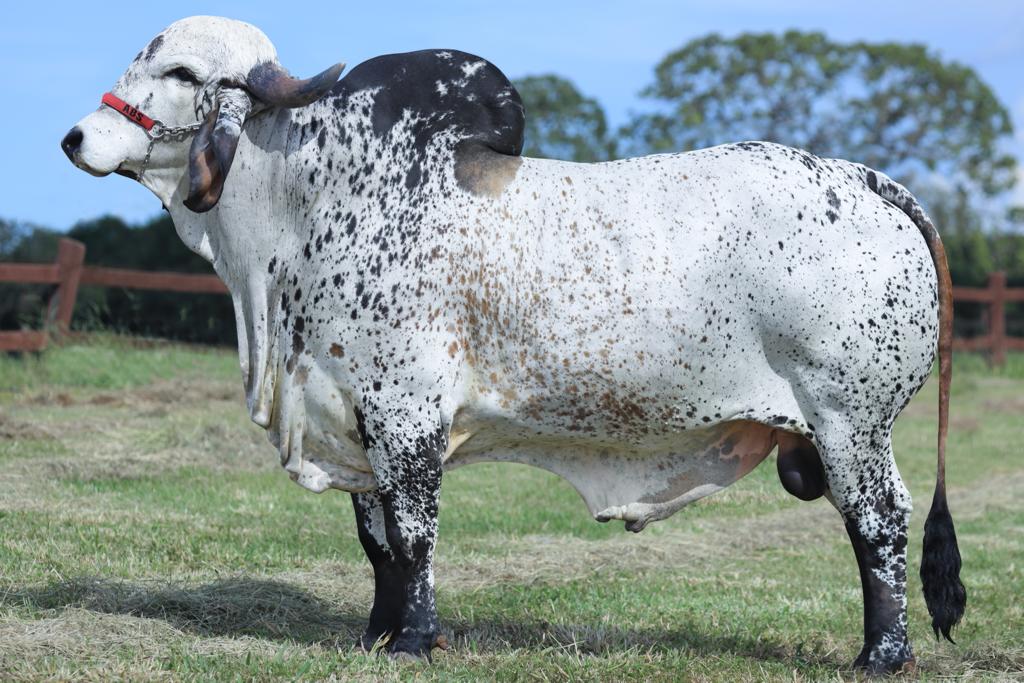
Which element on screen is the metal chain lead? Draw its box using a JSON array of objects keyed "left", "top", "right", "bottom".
[
  {"left": 149, "top": 120, "right": 204, "bottom": 141},
  {"left": 138, "top": 138, "right": 155, "bottom": 182},
  {"left": 137, "top": 119, "right": 204, "bottom": 181}
]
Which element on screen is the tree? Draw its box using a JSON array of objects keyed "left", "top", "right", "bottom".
[
  {"left": 514, "top": 74, "right": 616, "bottom": 162},
  {"left": 623, "top": 31, "right": 1017, "bottom": 198},
  {"left": 917, "top": 185, "right": 993, "bottom": 286},
  {"left": 0, "top": 219, "right": 58, "bottom": 263},
  {"left": 0, "top": 219, "right": 17, "bottom": 260},
  {"left": 67, "top": 214, "right": 236, "bottom": 345},
  {"left": 0, "top": 220, "right": 60, "bottom": 331}
]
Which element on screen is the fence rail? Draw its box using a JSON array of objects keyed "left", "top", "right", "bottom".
[
  {"left": 80, "top": 266, "right": 228, "bottom": 294},
  {"left": 2, "top": 238, "right": 1023, "bottom": 364},
  {"left": 951, "top": 272, "right": 1024, "bottom": 365},
  {"left": 0, "top": 238, "right": 226, "bottom": 352}
]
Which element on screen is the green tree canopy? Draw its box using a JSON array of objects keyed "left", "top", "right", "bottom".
[
  {"left": 623, "top": 30, "right": 1017, "bottom": 197},
  {"left": 514, "top": 74, "right": 615, "bottom": 162},
  {"left": 916, "top": 185, "right": 994, "bottom": 286},
  {"left": 0, "top": 219, "right": 57, "bottom": 263},
  {"left": 65, "top": 214, "right": 235, "bottom": 344}
]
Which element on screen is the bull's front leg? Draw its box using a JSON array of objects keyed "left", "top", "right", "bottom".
[
  {"left": 354, "top": 404, "right": 446, "bottom": 660},
  {"left": 351, "top": 491, "right": 406, "bottom": 651}
]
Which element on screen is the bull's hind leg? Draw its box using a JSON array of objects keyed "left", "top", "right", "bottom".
[
  {"left": 815, "top": 417, "right": 915, "bottom": 674},
  {"left": 351, "top": 491, "right": 406, "bottom": 651},
  {"left": 355, "top": 404, "right": 447, "bottom": 661}
]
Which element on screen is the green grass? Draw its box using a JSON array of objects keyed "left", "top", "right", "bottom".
[
  {"left": 0, "top": 342, "right": 1022, "bottom": 681},
  {"left": 0, "top": 333, "right": 238, "bottom": 393}
]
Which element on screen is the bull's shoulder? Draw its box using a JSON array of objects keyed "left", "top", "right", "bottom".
[{"left": 331, "top": 49, "right": 524, "bottom": 157}]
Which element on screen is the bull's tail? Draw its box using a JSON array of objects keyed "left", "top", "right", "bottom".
[{"left": 860, "top": 166, "right": 966, "bottom": 642}]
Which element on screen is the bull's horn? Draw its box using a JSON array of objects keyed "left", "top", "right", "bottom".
[{"left": 246, "top": 61, "right": 345, "bottom": 108}]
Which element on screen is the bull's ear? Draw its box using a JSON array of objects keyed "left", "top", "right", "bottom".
[{"left": 184, "top": 88, "right": 252, "bottom": 213}]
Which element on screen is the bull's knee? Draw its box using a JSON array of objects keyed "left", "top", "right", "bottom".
[{"left": 776, "top": 432, "right": 826, "bottom": 501}]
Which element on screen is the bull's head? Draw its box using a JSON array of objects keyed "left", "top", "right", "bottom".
[{"left": 61, "top": 16, "right": 344, "bottom": 213}]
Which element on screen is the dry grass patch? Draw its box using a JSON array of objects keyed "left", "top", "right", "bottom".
[{"left": 0, "top": 411, "right": 55, "bottom": 441}]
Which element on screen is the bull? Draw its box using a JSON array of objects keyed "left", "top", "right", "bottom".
[{"left": 61, "top": 16, "right": 965, "bottom": 673}]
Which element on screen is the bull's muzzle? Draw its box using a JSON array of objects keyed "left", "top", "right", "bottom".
[{"left": 60, "top": 127, "right": 84, "bottom": 162}]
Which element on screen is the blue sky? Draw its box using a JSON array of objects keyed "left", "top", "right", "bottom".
[{"left": 2, "top": 0, "right": 1022, "bottom": 230}]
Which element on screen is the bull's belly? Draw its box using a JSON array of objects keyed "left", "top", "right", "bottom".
[
  {"left": 443, "top": 419, "right": 777, "bottom": 530},
  {"left": 276, "top": 394, "right": 778, "bottom": 529},
  {"left": 267, "top": 358, "right": 783, "bottom": 523}
]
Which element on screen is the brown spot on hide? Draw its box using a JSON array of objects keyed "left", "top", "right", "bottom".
[{"left": 454, "top": 143, "right": 522, "bottom": 198}]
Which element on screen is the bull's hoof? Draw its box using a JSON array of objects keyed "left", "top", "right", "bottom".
[
  {"left": 852, "top": 644, "right": 916, "bottom": 676},
  {"left": 385, "top": 630, "right": 448, "bottom": 663}
]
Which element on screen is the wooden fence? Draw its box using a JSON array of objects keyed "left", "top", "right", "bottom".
[
  {"left": 952, "top": 272, "right": 1024, "bottom": 366},
  {"left": 2, "top": 238, "right": 1023, "bottom": 364},
  {"left": 0, "top": 238, "right": 227, "bottom": 352}
]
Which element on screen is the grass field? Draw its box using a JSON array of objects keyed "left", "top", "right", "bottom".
[{"left": 1, "top": 338, "right": 1022, "bottom": 681}]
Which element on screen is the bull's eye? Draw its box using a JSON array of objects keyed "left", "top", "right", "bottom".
[{"left": 165, "top": 67, "right": 200, "bottom": 86}]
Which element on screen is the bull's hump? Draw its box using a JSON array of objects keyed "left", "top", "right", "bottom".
[{"left": 332, "top": 49, "right": 525, "bottom": 157}]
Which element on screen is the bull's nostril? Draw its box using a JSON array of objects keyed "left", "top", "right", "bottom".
[{"left": 61, "top": 127, "right": 84, "bottom": 161}]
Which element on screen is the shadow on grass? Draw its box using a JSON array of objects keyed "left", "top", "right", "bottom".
[
  {"left": 4, "top": 576, "right": 363, "bottom": 645},
  {"left": 3, "top": 575, "right": 841, "bottom": 669},
  {"left": 444, "top": 618, "right": 843, "bottom": 670}
]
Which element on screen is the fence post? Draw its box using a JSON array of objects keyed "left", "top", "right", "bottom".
[
  {"left": 988, "top": 271, "right": 1007, "bottom": 367},
  {"left": 45, "top": 238, "right": 86, "bottom": 339}
]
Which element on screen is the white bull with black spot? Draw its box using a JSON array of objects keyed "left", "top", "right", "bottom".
[{"left": 62, "top": 16, "right": 965, "bottom": 674}]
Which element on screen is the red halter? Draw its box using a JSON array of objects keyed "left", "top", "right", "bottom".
[
  {"left": 97, "top": 92, "right": 204, "bottom": 181},
  {"left": 101, "top": 92, "right": 157, "bottom": 131}
]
